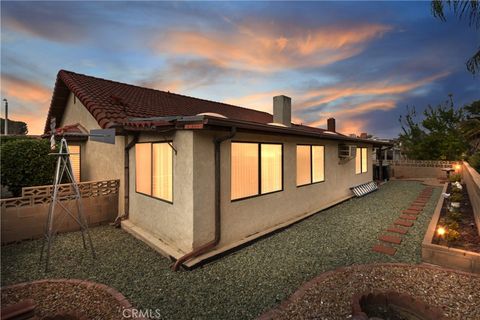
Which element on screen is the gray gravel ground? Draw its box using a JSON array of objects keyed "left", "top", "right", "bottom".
[
  {"left": 262, "top": 264, "right": 480, "bottom": 320},
  {"left": 1, "top": 181, "right": 447, "bottom": 319}
]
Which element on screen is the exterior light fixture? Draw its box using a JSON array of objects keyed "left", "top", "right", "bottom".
[
  {"left": 437, "top": 226, "right": 446, "bottom": 237},
  {"left": 454, "top": 164, "right": 461, "bottom": 171}
]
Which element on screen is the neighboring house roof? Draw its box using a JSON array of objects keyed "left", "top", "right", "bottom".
[
  {"left": 45, "top": 70, "right": 272, "bottom": 133},
  {"left": 45, "top": 70, "right": 391, "bottom": 146}
]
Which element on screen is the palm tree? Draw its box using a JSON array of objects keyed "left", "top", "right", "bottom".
[{"left": 431, "top": 0, "right": 480, "bottom": 75}]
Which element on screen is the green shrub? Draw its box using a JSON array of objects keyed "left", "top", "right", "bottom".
[
  {"left": 445, "top": 219, "right": 459, "bottom": 230},
  {"left": 449, "top": 173, "right": 462, "bottom": 183},
  {"left": 447, "top": 211, "right": 462, "bottom": 222},
  {"left": 467, "top": 152, "right": 480, "bottom": 173},
  {"left": 0, "top": 138, "right": 56, "bottom": 196},
  {"left": 451, "top": 186, "right": 462, "bottom": 193},
  {"left": 446, "top": 229, "right": 460, "bottom": 243},
  {"left": 450, "top": 193, "right": 463, "bottom": 203}
]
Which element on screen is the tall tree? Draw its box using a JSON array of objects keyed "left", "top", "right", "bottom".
[
  {"left": 399, "top": 96, "right": 468, "bottom": 160},
  {"left": 431, "top": 0, "right": 480, "bottom": 74},
  {"left": 461, "top": 100, "right": 480, "bottom": 152},
  {"left": 0, "top": 118, "right": 28, "bottom": 135}
]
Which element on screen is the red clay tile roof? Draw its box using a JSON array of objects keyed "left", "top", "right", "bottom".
[{"left": 44, "top": 70, "right": 273, "bottom": 134}]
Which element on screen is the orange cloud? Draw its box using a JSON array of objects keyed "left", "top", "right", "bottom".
[
  {"left": 299, "top": 72, "right": 450, "bottom": 109},
  {"left": 306, "top": 100, "right": 396, "bottom": 131},
  {"left": 153, "top": 23, "right": 391, "bottom": 71},
  {"left": 1, "top": 74, "right": 52, "bottom": 135},
  {"left": 224, "top": 90, "right": 289, "bottom": 114},
  {"left": 2, "top": 74, "right": 51, "bottom": 103}
]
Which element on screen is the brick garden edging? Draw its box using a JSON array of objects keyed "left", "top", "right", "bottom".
[
  {"left": 422, "top": 183, "right": 480, "bottom": 273},
  {"left": 1, "top": 279, "right": 145, "bottom": 319},
  {"left": 256, "top": 262, "right": 480, "bottom": 320}
]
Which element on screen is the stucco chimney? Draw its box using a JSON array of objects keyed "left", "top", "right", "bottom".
[
  {"left": 327, "top": 118, "right": 336, "bottom": 132},
  {"left": 360, "top": 132, "right": 368, "bottom": 139},
  {"left": 273, "top": 95, "right": 291, "bottom": 127}
]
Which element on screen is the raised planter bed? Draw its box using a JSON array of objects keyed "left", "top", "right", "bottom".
[{"left": 422, "top": 183, "right": 480, "bottom": 273}]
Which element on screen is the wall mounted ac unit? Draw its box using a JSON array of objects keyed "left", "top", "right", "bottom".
[{"left": 339, "top": 144, "right": 357, "bottom": 159}]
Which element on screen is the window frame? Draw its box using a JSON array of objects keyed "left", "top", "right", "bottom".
[
  {"left": 296, "top": 144, "right": 326, "bottom": 187},
  {"left": 68, "top": 144, "right": 81, "bottom": 182},
  {"left": 356, "top": 147, "right": 368, "bottom": 174},
  {"left": 135, "top": 141, "right": 174, "bottom": 204},
  {"left": 231, "top": 141, "right": 284, "bottom": 202}
]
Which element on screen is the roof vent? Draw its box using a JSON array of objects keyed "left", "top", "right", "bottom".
[{"left": 196, "top": 112, "right": 228, "bottom": 119}]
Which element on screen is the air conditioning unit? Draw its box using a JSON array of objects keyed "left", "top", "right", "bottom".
[{"left": 339, "top": 144, "right": 356, "bottom": 159}]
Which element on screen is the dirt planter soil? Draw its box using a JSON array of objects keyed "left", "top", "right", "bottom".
[
  {"left": 1, "top": 279, "right": 140, "bottom": 320},
  {"left": 257, "top": 263, "right": 480, "bottom": 320}
]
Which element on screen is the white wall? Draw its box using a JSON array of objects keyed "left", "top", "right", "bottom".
[
  {"left": 128, "top": 131, "right": 195, "bottom": 253},
  {"left": 60, "top": 92, "right": 125, "bottom": 216},
  {"left": 192, "top": 130, "right": 373, "bottom": 249}
]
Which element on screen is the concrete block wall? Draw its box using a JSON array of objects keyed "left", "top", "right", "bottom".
[{"left": 1, "top": 180, "right": 119, "bottom": 244}]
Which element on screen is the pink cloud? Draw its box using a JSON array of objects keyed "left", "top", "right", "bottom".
[{"left": 152, "top": 23, "right": 391, "bottom": 71}]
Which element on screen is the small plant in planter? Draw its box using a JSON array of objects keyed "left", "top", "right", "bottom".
[
  {"left": 445, "top": 229, "right": 461, "bottom": 243},
  {"left": 450, "top": 192, "right": 463, "bottom": 208},
  {"left": 448, "top": 173, "right": 462, "bottom": 183},
  {"left": 447, "top": 210, "right": 462, "bottom": 222}
]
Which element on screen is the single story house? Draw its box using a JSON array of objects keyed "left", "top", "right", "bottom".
[{"left": 45, "top": 70, "right": 390, "bottom": 269}]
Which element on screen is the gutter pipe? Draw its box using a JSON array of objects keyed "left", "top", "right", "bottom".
[
  {"left": 172, "top": 127, "right": 237, "bottom": 271},
  {"left": 122, "top": 133, "right": 139, "bottom": 222}
]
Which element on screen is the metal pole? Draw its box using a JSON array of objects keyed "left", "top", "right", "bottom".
[{"left": 2, "top": 99, "right": 8, "bottom": 135}]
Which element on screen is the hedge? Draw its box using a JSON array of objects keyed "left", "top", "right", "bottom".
[{"left": 0, "top": 138, "right": 56, "bottom": 196}]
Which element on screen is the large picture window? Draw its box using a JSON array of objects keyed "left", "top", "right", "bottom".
[
  {"left": 231, "top": 142, "right": 283, "bottom": 200},
  {"left": 135, "top": 142, "right": 173, "bottom": 202},
  {"left": 356, "top": 147, "right": 368, "bottom": 174},
  {"left": 296, "top": 145, "right": 325, "bottom": 186}
]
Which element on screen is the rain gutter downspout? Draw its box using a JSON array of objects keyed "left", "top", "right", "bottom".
[
  {"left": 122, "top": 133, "right": 139, "bottom": 222},
  {"left": 172, "top": 126, "right": 237, "bottom": 271}
]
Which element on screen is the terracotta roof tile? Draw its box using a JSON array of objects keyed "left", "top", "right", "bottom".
[{"left": 44, "top": 70, "right": 273, "bottom": 133}]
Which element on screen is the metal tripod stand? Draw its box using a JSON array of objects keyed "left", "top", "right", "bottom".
[{"left": 40, "top": 137, "right": 96, "bottom": 272}]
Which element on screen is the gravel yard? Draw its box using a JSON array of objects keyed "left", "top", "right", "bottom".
[
  {"left": 259, "top": 264, "right": 480, "bottom": 320},
  {"left": 2, "top": 281, "right": 125, "bottom": 320},
  {"left": 1, "top": 181, "right": 449, "bottom": 319}
]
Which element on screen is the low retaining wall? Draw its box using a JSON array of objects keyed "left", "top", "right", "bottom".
[
  {"left": 0, "top": 180, "right": 119, "bottom": 244},
  {"left": 389, "top": 160, "right": 458, "bottom": 179},
  {"left": 462, "top": 161, "right": 480, "bottom": 236},
  {"left": 422, "top": 183, "right": 480, "bottom": 273}
]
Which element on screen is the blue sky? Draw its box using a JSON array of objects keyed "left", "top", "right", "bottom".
[{"left": 1, "top": 1, "right": 478, "bottom": 137}]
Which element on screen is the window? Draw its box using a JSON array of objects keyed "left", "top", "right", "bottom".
[
  {"left": 296, "top": 145, "right": 325, "bottom": 186},
  {"left": 356, "top": 147, "right": 368, "bottom": 174},
  {"left": 231, "top": 142, "right": 283, "bottom": 200},
  {"left": 69, "top": 145, "right": 81, "bottom": 182},
  {"left": 135, "top": 142, "right": 173, "bottom": 202}
]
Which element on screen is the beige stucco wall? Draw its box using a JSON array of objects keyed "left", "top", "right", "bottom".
[
  {"left": 60, "top": 92, "right": 125, "bottom": 216},
  {"left": 128, "top": 131, "right": 195, "bottom": 253},
  {"left": 191, "top": 130, "right": 373, "bottom": 248}
]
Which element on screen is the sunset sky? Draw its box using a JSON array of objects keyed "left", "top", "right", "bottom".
[{"left": 1, "top": 1, "right": 478, "bottom": 137}]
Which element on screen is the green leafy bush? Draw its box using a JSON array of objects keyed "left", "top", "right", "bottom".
[
  {"left": 451, "top": 186, "right": 462, "bottom": 194},
  {"left": 449, "top": 173, "right": 462, "bottom": 183},
  {"left": 467, "top": 152, "right": 480, "bottom": 173},
  {"left": 450, "top": 193, "right": 463, "bottom": 203},
  {"left": 446, "top": 229, "right": 460, "bottom": 243},
  {"left": 447, "top": 211, "right": 462, "bottom": 222},
  {"left": 0, "top": 138, "right": 56, "bottom": 196}
]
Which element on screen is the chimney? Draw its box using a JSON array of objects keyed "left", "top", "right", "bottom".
[
  {"left": 273, "top": 95, "right": 291, "bottom": 127},
  {"left": 327, "top": 118, "right": 336, "bottom": 132},
  {"left": 360, "top": 132, "right": 368, "bottom": 139}
]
